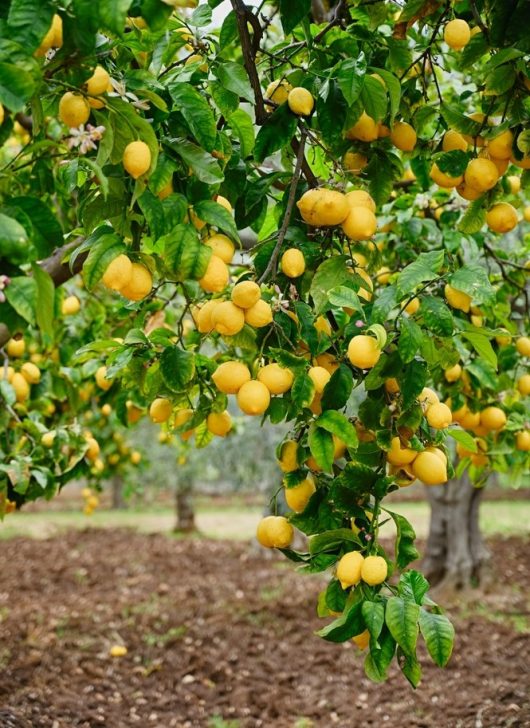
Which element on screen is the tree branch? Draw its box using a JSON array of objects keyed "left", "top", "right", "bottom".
[{"left": 230, "top": 0, "right": 267, "bottom": 125}]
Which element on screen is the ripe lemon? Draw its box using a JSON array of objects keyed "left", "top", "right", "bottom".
[
  {"left": 511, "top": 154, "right": 530, "bottom": 170},
  {"left": 486, "top": 203, "right": 518, "bottom": 233},
  {"left": 101, "top": 404, "right": 111, "bottom": 416},
  {"left": 85, "top": 437, "right": 100, "bottom": 461},
  {"left": 123, "top": 140, "right": 151, "bottom": 179},
  {"left": 345, "top": 189, "right": 376, "bottom": 212},
  {"left": 376, "top": 266, "right": 391, "bottom": 285},
  {"left": 490, "top": 155, "right": 509, "bottom": 175},
  {"left": 517, "top": 374, "right": 530, "bottom": 395},
  {"left": 149, "top": 397, "right": 172, "bottom": 423},
  {"left": 212, "top": 360, "right": 251, "bottom": 393},
  {"left": 20, "top": 362, "right": 40, "bottom": 384},
  {"left": 278, "top": 440, "right": 299, "bottom": 472},
  {"left": 418, "top": 387, "right": 439, "bottom": 410},
  {"left": 212, "top": 301, "right": 245, "bottom": 335},
  {"left": 343, "top": 151, "right": 368, "bottom": 173},
  {"left": 204, "top": 234, "right": 235, "bottom": 264},
  {"left": 308, "top": 366, "right": 331, "bottom": 394},
  {"left": 387, "top": 436, "right": 417, "bottom": 466},
  {"left": 297, "top": 188, "right": 349, "bottom": 226},
  {"left": 443, "top": 130, "right": 468, "bottom": 152},
  {"left": 195, "top": 299, "right": 221, "bottom": 333},
  {"left": 444, "top": 19, "right": 471, "bottom": 50},
  {"left": 314, "top": 315, "right": 332, "bottom": 337},
  {"left": 285, "top": 476, "right": 315, "bottom": 512},
  {"left": 445, "top": 363, "right": 462, "bottom": 382},
  {"left": 516, "top": 431, "right": 530, "bottom": 451},
  {"left": 336, "top": 550, "right": 364, "bottom": 589},
  {"left": 231, "top": 281, "right": 261, "bottom": 309},
  {"left": 110, "top": 645, "right": 128, "bottom": 658},
  {"left": 361, "top": 555, "right": 388, "bottom": 586},
  {"left": 351, "top": 267, "right": 373, "bottom": 301},
  {"left": 404, "top": 297, "right": 420, "bottom": 315},
  {"left": 257, "top": 363, "right": 294, "bottom": 394},
  {"left": 185, "top": 54, "right": 207, "bottom": 72},
  {"left": 385, "top": 378, "right": 400, "bottom": 394},
  {"left": 347, "top": 335, "right": 381, "bottom": 369},
  {"left": 256, "top": 515, "right": 293, "bottom": 548},
  {"left": 86, "top": 66, "right": 110, "bottom": 96},
  {"left": 464, "top": 158, "right": 499, "bottom": 192},
  {"left": 265, "top": 79, "right": 292, "bottom": 106},
  {"left": 174, "top": 408, "right": 194, "bottom": 440},
  {"left": 341, "top": 206, "right": 377, "bottom": 240},
  {"left": 281, "top": 248, "right": 306, "bottom": 277},
  {"left": 244, "top": 299, "right": 273, "bottom": 328},
  {"left": 120, "top": 263, "right": 152, "bottom": 301},
  {"left": 126, "top": 401, "right": 143, "bottom": 424},
  {"left": 426, "top": 402, "right": 452, "bottom": 429},
  {"left": 102, "top": 254, "right": 133, "bottom": 291},
  {"left": 95, "top": 365, "right": 112, "bottom": 391},
  {"left": 59, "top": 92, "right": 90, "bottom": 128},
  {"left": 157, "top": 180, "right": 173, "bottom": 199},
  {"left": 207, "top": 410, "right": 232, "bottom": 437},
  {"left": 507, "top": 175, "right": 521, "bottom": 194},
  {"left": 237, "top": 380, "right": 270, "bottom": 415},
  {"left": 412, "top": 451, "right": 447, "bottom": 485},
  {"left": 287, "top": 87, "right": 314, "bottom": 116},
  {"left": 314, "top": 355, "right": 337, "bottom": 377},
  {"left": 345, "top": 111, "right": 378, "bottom": 142},
  {"left": 41, "top": 431, "right": 56, "bottom": 448},
  {"left": 199, "top": 254, "right": 229, "bottom": 293},
  {"left": 430, "top": 163, "right": 463, "bottom": 188},
  {"left": 487, "top": 129, "right": 513, "bottom": 160},
  {"left": 390, "top": 121, "right": 417, "bottom": 152},
  {"left": 35, "top": 13, "right": 63, "bottom": 56},
  {"left": 130, "top": 451, "right": 141, "bottom": 465},
  {"left": 62, "top": 295, "right": 80, "bottom": 315},
  {"left": 516, "top": 336, "right": 530, "bottom": 356},
  {"left": 460, "top": 410, "right": 481, "bottom": 430},
  {"left": 445, "top": 283, "right": 471, "bottom": 312},
  {"left": 480, "top": 406, "right": 506, "bottom": 431},
  {"left": 215, "top": 195, "right": 232, "bottom": 213},
  {"left": 352, "top": 630, "right": 370, "bottom": 650},
  {"left": 12, "top": 372, "right": 30, "bottom": 402},
  {"left": 425, "top": 446, "right": 447, "bottom": 466},
  {"left": 457, "top": 182, "right": 483, "bottom": 201}
]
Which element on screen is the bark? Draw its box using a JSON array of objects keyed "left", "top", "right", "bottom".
[
  {"left": 174, "top": 479, "right": 196, "bottom": 533},
  {"left": 110, "top": 476, "right": 126, "bottom": 510}
]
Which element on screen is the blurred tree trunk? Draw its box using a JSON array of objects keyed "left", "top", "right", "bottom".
[
  {"left": 174, "top": 479, "right": 196, "bottom": 533},
  {"left": 110, "top": 475, "right": 126, "bottom": 510},
  {"left": 423, "top": 472, "right": 491, "bottom": 597}
]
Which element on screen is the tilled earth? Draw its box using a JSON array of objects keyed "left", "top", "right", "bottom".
[{"left": 0, "top": 529, "right": 528, "bottom": 728}]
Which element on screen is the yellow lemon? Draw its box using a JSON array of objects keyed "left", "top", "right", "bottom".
[
  {"left": 61, "top": 295, "right": 80, "bottom": 315},
  {"left": 387, "top": 437, "right": 417, "bottom": 466},
  {"left": 487, "top": 129, "right": 513, "bottom": 160},
  {"left": 41, "top": 431, "right": 56, "bottom": 448},
  {"left": 85, "top": 437, "right": 100, "bottom": 461},
  {"left": 287, "top": 87, "right": 314, "bottom": 116},
  {"left": 35, "top": 13, "right": 63, "bottom": 56},
  {"left": 507, "top": 175, "right": 521, "bottom": 194},
  {"left": 12, "top": 372, "right": 30, "bottom": 402},
  {"left": 199, "top": 254, "right": 229, "bottom": 293},
  {"left": 308, "top": 366, "right": 331, "bottom": 394},
  {"left": 278, "top": 440, "right": 299, "bottom": 472},
  {"left": 517, "top": 374, "right": 530, "bottom": 395},
  {"left": 347, "top": 335, "right": 381, "bottom": 369},
  {"left": 342, "top": 206, "right": 377, "bottom": 240},
  {"left": 149, "top": 398, "right": 172, "bottom": 423},
  {"left": 120, "top": 263, "right": 152, "bottom": 301},
  {"left": 211, "top": 301, "right": 245, "bottom": 335},
  {"left": 59, "top": 92, "right": 90, "bottom": 128},
  {"left": 20, "top": 362, "right": 40, "bottom": 384},
  {"left": 361, "top": 555, "right": 388, "bottom": 586},
  {"left": 516, "top": 431, "right": 530, "bottom": 451},
  {"left": 430, "top": 163, "right": 463, "bottom": 188},
  {"left": 442, "top": 130, "right": 468, "bottom": 152},
  {"left": 257, "top": 363, "right": 294, "bottom": 394},
  {"left": 445, "top": 363, "right": 462, "bottom": 382},
  {"left": 464, "top": 158, "right": 499, "bottom": 192},
  {"left": 237, "top": 380, "right": 271, "bottom": 415},
  {"left": 343, "top": 151, "right": 368, "bottom": 173},
  {"left": 426, "top": 402, "right": 452, "bottom": 429},
  {"left": 281, "top": 248, "right": 306, "bottom": 277},
  {"left": 480, "top": 406, "right": 506, "bottom": 431},
  {"left": 345, "top": 112, "right": 378, "bottom": 142},
  {"left": 404, "top": 297, "right": 420, "bottom": 314},
  {"left": 516, "top": 336, "right": 530, "bottom": 356},
  {"left": 284, "top": 476, "right": 316, "bottom": 512},
  {"left": 204, "top": 234, "right": 235, "bottom": 264},
  {"left": 102, "top": 254, "right": 133, "bottom": 291},
  {"left": 212, "top": 360, "right": 251, "bottom": 393},
  {"left": 86, "top": 66, "right": 110, "bottom": 96},
  {"left": 418, "top": 387, "right": 439, "bottom": 410},
  {"left": 444, "top": 19, "right": 471, "bottom": 50},
  {"left": 206, "top": 410, "right": 232, "bottom": 436},
  {"left": 390, "top": 121, "right": 417, "bottom": 151},
  {"left": 457, "top": 182, "right": 483, "bottom": 201},
  {"left": 231, "top": 281, "right": 261, "bottom": 309},
  {"left": 412, "top": 451, "right": 447, "bottom": 485},
  {"left": 385, "top": 378, "right": 400, "bottom": 394},
  {"left": 486, "top": 203, "right": 518, "bottom": 233},
  {"left": 174, "top": 408, "right": 194, "bottom": 440},
  {"left": 344, "top": 189, "right": 376, "bottom": 212},
  {"left": 195, "top": 299, "right": 222, "bottom": 333},
  {"left": 445, "top": 283, "right": 471, "bottom": 312},
  {"left": 256, "top": 515, "right": 293, "bottom": 548},
  {"left": 336, "top": 550, "right": 364, "bottom": 589},
  {"left": 123, "top": 140, "right": 151, "bottom": 179},
  {"left": 297, "top": 188, "right": 349, "bottom": 226},
  {"left": 95, "top": 365, "right": 112, "bottom": 391},
  {"left": 265, "top": 79, "right": 292, "bottom": 106},
  {"left": 109, "top": 645, "right": 128, "bottom": 658},
  {"left": 244, "top": 299, "right": 273, "bottom": 328}
]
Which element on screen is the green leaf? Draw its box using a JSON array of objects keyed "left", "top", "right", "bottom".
[
  {"left": 364, "top": 627, "right": 396, "bottom": 682},
  {"left": 279, "top": 0, "right": 311, "bottom": 34},
  {"left": 421, "top": 296, "right": 454, "bottom": 337},
  {"left": 254, "top": 104, "right": 297, "bottom": 163},
  {"left": 161, "top": 224, "right": 211, "bottom": 280},
  {"left": 384, "top": 509, "right": 419, "bottom": 569},
  {"left": 399, "top": 0, "right": 430, "bottom": 22},
  {"left": 31, "top": 264, "right": 55, "bottom": 341},
  {"left": 214, "top": 61, "right": 254, "bottom": 104},
  {"left": 370, "top": 68, "right": 401, "bottom": 123},
  {"left": 398, "top": 317, "right": 423, "bottom": 363},
  {"left": 434, "top": 149, "right": 470, "bottom": 177},
  {"left": 385, "top": 597, "right": 420, "bottom": 658},
  {"left": 7, "top": 0, "right": 55, "bottom": 53},
  {"left": 193, "top": 200, "right": 239, "bottom": 241},
  {"left": 310, "top": 255, "right": 352, "bottom": 313},
  {"left": 337, "top": 58, "right": 365, "bottom": 106},
  {"left": 0, "top": 62, "right": 37, "bottom": 114},
  {"left": 4, "top": 276, "right": 36, "bottom": 325},
  {"left": 401, "top": 359, "right": 427, "bottom": 408},
  {"left": 316, "top": 598, "right": 364, "bottom": 643},
  {"left": 396, "top": 251, "right": 444, "bottom": 298},
  {"left": 160, "top": 346, "right": 195, "bottom": 392},
  {"left": 291, "top": 372, "right": 315, "bottom": 409},
  {"left": 0, "top": 379, "right": 16, "bottom": 407},
  {"left": 362, "top": 601, "right": 385, "bottom": 644},
  {"left": 485, "top": 64, "right": 516, "bottom": 95},
  {"left": 449, "top": 264, "right": 495, "bottom": 306},
  {"left": 366, "top": 152, "right": 396, "bottom": 206},
  {"left": 448, "top": 428, "right": 477, "bottom": 452},
  {"left": 9, "top": 197, "right": 62, "bottom": 259},
  {"left": 328, "top": 285, "right": 362, "bottom": 313},
  {"left": 321, "top": 364, "right": 353, "bottom": 412},
  {"left": 461, "top": 331, "right": 497, "bottom": 369},
  {"left": 0, "top": 213, "right": 30, "bottom": 263},
  {"left": 107, "top": 97, "right": 158, "bottom": 174},
  {"left": 227, "top": 109, "right": 255, "bottom": 159},
  {"left": 441, "top": 104, "right": 482, "bottom": 137},
  {"left": 82, "top": 233, "right": 125, "bottom": 290},
  {"left": 171, "top": 138, "right": 224, "bottom": 185},
  {"left": 140, "top": 0, "right": 172, "bottom": 30},
  {"left": 309, "top": 529, "right": 360, "bottom": 555},
  {"left": 399, "top": 649, "right": 422, "bottom": 688},
  {"left": 316, "top": 410, "right": 358, "bottom": 449},
  {"left": 361, "top": 74, "right": 387, "bottom": 122},
  {"left": 169, "top": 83, "right": 217, "bottom": 152},
  {"left": 371, "top": 286, "right": 397, "bottom": 324},
  {"left": 458, "top": 198, "right": 485, "bottom": 234},
  {"left": 308, "top": 425, "right": 334, "bottom": 472},
  {"left": 397, "top": 570, "right": 429, "bottom": 605},
  {"left": 189, "top": 4, "right": 212, "bottom": 26},
  {"left": 99, "top": 0, "right": 133, "bottom": 34},
  {"left": 418, "top": 609, "right": 455, "bottom": 668}
]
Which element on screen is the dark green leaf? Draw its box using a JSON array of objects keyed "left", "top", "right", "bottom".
[
  {"left": 254, "top": 104, "right": 297, "bottom": 163},
  {"left": 384, "top": 509, "right": 419, "bottom": 569},
  {"left": 308, "top": 425, "right": 334, "bottom": 472},
  {"left": 194, "top": 199, "right": 239, "bottom": 241},
  {"left": 316, "top": 410, "right": 358, "bottom": 448},
  {"left": 279, "top": 0, "right": 311, "bottom": 34},
  {"left": 385, "top": 596, "right": 420, "bottom": 658},
  {"left": 291, "top": 372, "right": 315, "bottom": 409},
  {"left": 418, "top": 609, "right": 455, "bottom": 667},
  {"left": 396, "top": 251, "right": 444, "bottom": 298},
  {"left": 321, "top": 364, "right": 353, "bottom": 411},
  {"left": 169, "top": 83, "right": 217, "bottom": 152},
  {"left": 214, "top": 61, "right": 254, "bottom": 103},
  {"left": 421, "top": 296, "right": 454, "bottom": 337},
  {"left": 170, "top": 138, "right": 223, "bottom": 185},
  {"left": 362, "top": 601, "right": 385, "bottom": 644},
  {"left": 398, "top": 317, "right": 423, "bottom": 363},
  {"left": 160, "top": 346, "right": 195, "bottom": 391}
]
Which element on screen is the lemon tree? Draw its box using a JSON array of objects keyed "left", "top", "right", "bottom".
[{"left": 0, "top": 0, "right": 529, "bottom": 686}]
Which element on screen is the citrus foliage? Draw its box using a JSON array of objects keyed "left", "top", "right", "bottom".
[{"left": 0, "top": 0, "right": 529, "bottom": 685}]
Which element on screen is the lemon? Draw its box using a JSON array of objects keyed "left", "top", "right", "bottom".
[
  {"left": 314, "top": 315, "right": 332, "bottom": 337},
  {"left": 426, "top": 402, "right": 452, "bottom": 429},
  {"left": 185, "top": 54, "right": 207, "bottom": 72},
  {"left": 445, "top": 283, "right": 471, "bottom": 312},
  {"left": 480, "top": 406, "right": 506, "bottom": 431},
  {"left": 149, "top": 398, "right": 172, "bottom": 423},
  {"left": 256, "top": 515, "right": 293, "bottom": 548},
  {"left": 309, "top": 394, "right": 322, "bottom": 416},
  {"left": 86, "top": 66, "right": 110, "bottom": 96},
  {"left": 59, "top": 92, "right": 90, "bottom": 128},
  {"left": 297, "top": 188, "right": 349, "bottom": 226},
  {"left": 102, "top": 254, "right": 133, "bottom": 291},
  {"left": 120, "top": 263, "right": 152, "bottom": 301},
  {"left": 101, "top": 404, "right": 111, "bottom": 416},
  {"left": 425, "top": 446, "right": 447, "bottom": 466},
  {"left": 212, "top": 360, "right": 251, "bottom": 393},
  {"left": 95, "top": 365, "right": 112, "bottom": 391},
  {"left": 347, "top": 335, "right": 381, "bottom": 369},
  {"left": 345, "top": 189, "right": 376, "bottom": 212},
  {"left": 278, "top": 440, "right": 299, "bottom": 472},
  {"left": 61, "top": 295, "right": 80, "bottom": 315},
  {"left": 35, "top": 13, "right": 63, "bottom": 56},
  {"left": 376, "top": 266, "right": 391, "bottom": 285},
  {"left": 11, "top": 372, "right": 29, "bottom": 402},
  {"left": 345, "top": 112, "right": 378, "bottom": 142},
  {"left": 123, "top": 140, "right": 151, "bottom": 179},
  {"left": 444, "top": 19, "right": 471, "bottom": 50},
  {"left": 85, "top": 437, "right": 100, "bottom": 461},
  {"left": 257, "top": 363, "right": 294, "bottom": 394},
  {"left": 385, "top": 378, "right": 400, "bottom": 394},
  {"left": 207, "top": 410, "right": 232, "bottom": 436},
  {"left": 157, "top": 180, "right": 173, "bottom": 200},
  {"left": 343, "top": 151, "right": 368, "bottom": 173},
  {"left": 486, "top": 203, "right": 518, "bottom": 233},
  {"left": 20, "top": 362, "right": 40, "bottom": 384},
  {"left": 511, "top": 154, "right": 530, "bottom": 170},
  {"left": 199, "top": 254, "right": 229, "bottom": 293},
  {"left": 487, "top": 129, "right": 513, "bottom": 160},
  {"left": 212, "top": 301, "right": 245, "bottom": 335},
  {"left": 287, "top": 87, "right": 314, "bottom": 116},
  {"left": 460, "top": 410, "right": 481, "bottom": 430},
  {"left": 281, "top": 248, "right": 306, "bottom": 278},
  {"left": 517, "top": 374, "right": 530, "bottom": 395},
  {"left": 110, "top": 645, "right": 128, "bottom": 658},
  {"left": 265, "top": 79, "right": 292, "bottom": 106},
  {"left": 404, "top": 297, "right": 420, "bottom": 315},
  {"left": 507, "top": 175, "right": 521, "bottom": 194},
  {"left": 308, "top": 366, "right": 331, "bottom": 394},
  {"left": 464, "top": 158, "right": 499, "bottom": 192},
  {"left": 237, "top": 380, "right": 270, "bottom": 415},
  {"left": 342, "top": 206, "right": 377, "bottom": 240},
  {"left": 412, "top": 451, "right": 447, "bottom": 485},
  {"left": 352, "top": 630, "right": 370, "bottom": 650},
  {"left": 390, "top": 121, "right": 417, "bottom": 152},
  {"left": 516, "top": 337, "right": 530, "bottom": 356},
  {"left": 174, "top": 408, "right": 194, "bottom": 440},
  {"left": 41, "top": 431, "right": 56, "bottom": 448},
  {"left": 231, "top": 281, "right": 261, "bottom": 309},
  {"left": 430, "top": 163, "right": 463, "bottom": 188},
  {"left": 445, "top": 363, "right": 462, "bottom": 382},
  {"left": 442, "top": 130, "right": 468, "bottom": 152},
  {"left": 195, "top": 299, "right": 221, "bottom": 333},
  {"left": 387, "top": 437, "right": 417, "bottom": 466},
  {"left": 285, "top": 476, "right": 315, "bottom": 512},
  {"left": 244, "top": 299, "right": 273, "bottom": 328},
  {"left": 361, "top": 555, "right": 388, "bottom": 586},
  {"left": 516, "top": 431, "right": 530, "bottom": 451},
  {"left": 336, "top": 550, "right": 364, "bottom": 589},
  {"left": 457, "top": 182, "right": 483, "bottom": 201},
  {"left": 418, "top": 387, "right": 439, "bottom": 410},
  {"left": 204, "top": 234, "right": 235, "bottom": 264}
]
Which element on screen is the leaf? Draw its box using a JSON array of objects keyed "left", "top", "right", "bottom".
[
  {"left": 193, "top": 200, "right": 239, "bottom": 241},
  {"left": 418, "top": 609, "right": 455, "bottom": 668},
  {"left": 7, "top": 0, "right": 55, "bottom": 53},
  {"left": 316, "top": 410, "right": 358, "bottom": 448},
  {"left": 9, "top": 197, "right": 62, "bottom": 259},
  {"left": 441, "top": 104, "right": 482, "bottom": 137},
  {"left": 384, "top": 509, "right": 419, "bottom": 569},
  {"left": 421, "top": 296, "right": 454, "bottom": 337},
  {"left": 361, "top": 74, "right": 387, "bottom": 122},
  {"left": 160, "top": 346, "right": 195, "bottom": 391},
  {"left": 291, "top": 372, "right": 315, "bottom": 410},
  {"left": 171, "top": 138, "right": 224, "bottom": 185},
  {"left": 310, "top": 256, "right": 351, "bottom": 313},
  {"left": 0, "top": 213, "right": 30, "bottom": 263},
  {"left": 279, "top": 0, "right": 311, "bottom": 34},
  {"left": 316, "top": 599, "right": 364, "bottom": 643},
  {"left": 370, "top": 68, "right": 401, "bottom": 123},
  {"left": 99, "top": 0, "right": 133, "bottom": 34},
  {"left": 362, "top": 601, "right": 385, "bottom": 644},
  {"left": 401, "top": 359, "right": 427, "bottom": 409},
  {"left": 399, "top": 649, "right": 422, "bottom": 688},
  {"left": 309, "top": 529, "right": 360, "bottom": 555},
  {"left": 169, "top": 83, "right": 217, "bottom": 152},
  {"left": 449, "top": 264, "right": 495, "bottom": 306},
  {"left": 0, "top": 62, "right": 37, "bottom": 114},
  {"left": 398, "top": 317, "right": 423, "bottom": 363},
  {"left": 366, "top": 153, "right": 395, "bottom": 206},
  {"left": 337, "top": 58, "right": 365, "bottom": 106},
  {"left": 397, "top": 570, "right": 430, "bottom": 605},
  {"left": 214, "top": 61, "right": 254, "bottom": 103},
  {"left": 458, "top": 198, "right": 486, "bottom": 234},
  {"left": 254, "top": 104, "right": 297, "bottom": 163},
  {"left": 4, "top": 276, "right": 36, "bottom": 325},
  {"left": 328, "top": 285, "right": 362, "bottom": 313},
  {"left": 448, "top": 428, "right": 477, "bottom": 453},
  {"left": 227, "top": 109, "right": 255, "bottom": 159},
  {"left": 434, "top": 149, "right": 470, "bottom": 177},
  {"left": 385, "top": 597, "right": 420, "bottom": 658},
  {"left": 485, "top": 64, "right": 516, "bottom": 96},
  {"left": 321, "top": 364, "right": 353, "bottom": 411},
  {"left": 364, "top": 627, "right": 396, "bottom": 682},
  {"left": 161, "top": 224, "right": 211, "bottom": 280},
  {"left": 82, "top": 233, "right": 126, "bottom": 290},
  {"left": 399, "top": 0, "right": 430, "bottom": 22},
  {"left": 308, "top": 425, "right": 334, "bottom": 473},
  {"left": 189, "top": 4, "right": 212, "bottom": 26},
  {"left": 461, "top": 331, "right": 497, "bottom": 369},
  {"left": 396, "top": 251, "right": 444, "bottom": 298},
  {"left": 371, "top": 286, "right": 397, "bottom": 324},
  {"left": 31, "top": 264, "right": 55, "bottom": 341}
]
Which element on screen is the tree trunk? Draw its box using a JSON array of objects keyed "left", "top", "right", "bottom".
[
  {"left": 423, "top": 473, "right": 491, "bottom": 600},
  {"left": 174, "top": 479, "right": 196, "bottom": 533},
  {"left": 110, "top": 475, "right": 126, "bottom": 510}
]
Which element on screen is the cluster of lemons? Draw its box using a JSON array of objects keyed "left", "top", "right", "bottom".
[
  {"left": 149, "top": 397, "right": 215, "bottom": 440},
  {"left": 101, "top": 253, "right": 153, "bottom": 302},
  {"left": 1, "top": 338, "right": 41, "bottom": 403},
  {"left": 193, "top": 279, "right": 272, "bottom": 337},
  {"left": 296, "top": 186, "right": 378, "bottom": 241},
  {"left": 81, "top": 487, "right": 100, "bottom": 516}
]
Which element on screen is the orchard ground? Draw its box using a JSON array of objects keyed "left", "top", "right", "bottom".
[{"left": 0, "top": 496, "right": 528, "bottom": 728}]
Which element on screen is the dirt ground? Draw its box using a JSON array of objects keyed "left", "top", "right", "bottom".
[{"left": 0, "top": 530, "right": 528, "bottom": 728}]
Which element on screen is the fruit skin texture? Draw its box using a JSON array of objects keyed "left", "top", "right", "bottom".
[
  {"left": 443, "top": 130, "right": 468, "bottom": 152},
  {"left": 41, "top": 431, "right": 56, "bottom": 448},
  {"left": 12, "top": 372, "right": 30, "bottom": 402},
  {"left": 487, "top": 129, "right": 513, "bottom": 160},
  {"left": 516, "top": 337, "right": 530, "bottom": 356},
  {"left": 387, "top": 437, "right": 417, "bottom": 466},
  {"left": 123, "top": 141, "right": 151, "bottom": 179},
  {"left": 256, "top": 515, "right": 293, "bottom": 549},
  {"left": 7, "top": 338, "right": 25, "bottom": 358},
  {"left": 445, "top": 283, "right": 471, "bottom": 313},
  {"left": 517, "top": 374, "right": 530, "bottom": 395},
  {"left": 361, "top": 555, "right": 388, "bottom": 586},
  {"left": 35, "top": 13, "right": 63, "bottom": 56},
  {"left": 237, "top": 380, "right": 271, "bottom": 415},
  {"left": 308, "top": 366, "right": 331, "bottom": 394},
  {"left": 207, "top": 410, "right": 232, "bottom": 437},
  {"left": 211, "top": 301, "right": 245, "bottom": 335},
  {"left": 426, "top": 402, "right": 453, "bottom": 429},
  {"left": 347, "top": 335, "right": 381, "bottom": 369},
  {"left": 102, "top": 255, "right": 133, "bottom": 290},
  {"left": 341, "top": 206, "right": 377, "bottom": 240},
  {"left": 464, "top": 158, "right": 499, "bottom": 192},
  {"left": 480, "top": 406, "right": 506, "bottom": 431},
  {"left": 336, "top": 550, "right": 364, "bottom": 589},
  {"left": 516, "top": 431, "right": 530, "bottom": 451},
  {"left": 86, "top": 66, "right": 110, "bottom": 95},
  {"left": 212, "top": 361, "right": 251, "bottom": 394},
  {"left": 390, "top": 121, "right": 417, "bottom": 152},
  {"left": 231, "top": 281, "right": 261, "bottom": 309},
  {"left": 430, "top": 163, "right": 463, "bottom": 188},
  {"left": 297, "top": 188, "right": 349, "bottom": 226},
  {"left": 199, "top": 254, "right": 229, "bottom": 293},
  {"left": 345, "top": 111, "right": 378, "bottom": 142},
  {"left": 149, "top": 398, "right": 172, "bottom": 423},
  {"left": 444, "top": 19, "right": 471, "bottom": 50},
  {"left": 281, "top": 248, "right": 305, "bottom": 278},
  {"left": 120, "top": 263, "right": 152, "bottom": 301},
  {"left": 257, "top": 363, "right": 294, "bottom": 394},
  {"left": 59, "top": 92, "right": 90, "bottom": 128},
  {"left": 244, "top": 299, "right": 273, "bottom": 328},
  {"left": 96, "top": 365, "right": 112, "bottom": 391},
  {"left": 445, "top": 363, "right": 462, "bottom": 382},
  {"left": 412, "top": 451, "right": 448, "bottom": 485},
  {"left": 287, "top": 87, "right": 314, "bottom": 116},
  {"left": 265, "top": 80, "right": 292, "bottom": 106},
  {"left": 507, "top": 175, "right": 521, "bottom": 194},
  {"left": 21, "top": 362, "right": 40, "bottom": 384},
  {"left": 345, "top": 190, "right": 376, "bottom": 212},
  {"left": 284, "top": 477, "right": 315, "bottom": 513},
  {"left": 61, "top": 295, "right": 80, "bottom": 315},
  {"left": 486, "top": 203, "right": 518, "bottom": 233},
  {"left": 195, "top": 299, "right": 221, "bottom": 334},
  {"left": 343, "top": 151, "right": 368, "bottom": 173},
  {"left": 205, "top": 234, "right": 235, "bottom": 264}
]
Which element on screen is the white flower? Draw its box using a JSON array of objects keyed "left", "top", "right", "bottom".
[{"left": 66, "top": 124, "right": 106, "bottom": 154}]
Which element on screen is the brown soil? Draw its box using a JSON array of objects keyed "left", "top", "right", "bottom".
[{"left": 0, "top": 530, "right": 528, "bottom": 728}]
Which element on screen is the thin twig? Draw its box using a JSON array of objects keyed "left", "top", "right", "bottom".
[
  {"left": 230, "top": 0, "right": 267, "bottom": 124},
  {"left": 313, "top": 0, "right": 348, "bottom": 43}
]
